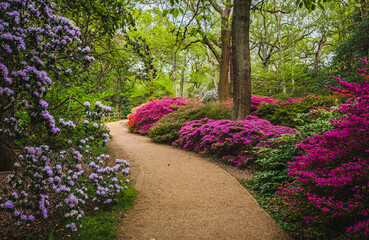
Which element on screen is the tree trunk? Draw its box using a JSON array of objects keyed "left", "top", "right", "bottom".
[
  {"left": 229, "top": 43, "right": 234, "bottom": 97},
  {"left": 0, "top": 96, "right": 15, "bottom": 171},
  {"left": 171, "top": 51, "right": 177, "bottom": 97},
  {"left": 206, "top": 45, "right": 218, "bottom": 93},
  {"left": 218, "top": 17, "right": 231, "bottom": 102},
  {"left": 180, "top": 55, "right": 187, "bottom": 97},
  {"left": 314, "top": 35, "right": 326, "bottom": 70},
  {"left": 232, "top": 0, "right": 252, "bottom": 120},
  {"left": 274, "top": 0, "right": 286, "bottom": 93}
]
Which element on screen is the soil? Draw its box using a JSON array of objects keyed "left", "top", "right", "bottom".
[{"left": 108, "top": 121, "right": 293, "bottom": 240}]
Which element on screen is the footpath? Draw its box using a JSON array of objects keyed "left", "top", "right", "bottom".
[{"left": 107, "top": 121, "right": 292, "bottom": 240}]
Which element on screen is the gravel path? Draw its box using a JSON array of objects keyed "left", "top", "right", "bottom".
[{"left": 107, "top": 121, "right": 292, "bottom": 240}]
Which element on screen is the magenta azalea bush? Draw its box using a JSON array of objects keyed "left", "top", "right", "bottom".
[
  {"left": 251, "top": 95, "right": 276, "bottom": 111},
  {"left": 172, "top": 116, "right": 296, "bottom": 167},
  {"left": 128, "top": 97, "right": 187, "bottom": 134},
  {"left": 278, "top": 59, "right": 369, "bottom": 239}
]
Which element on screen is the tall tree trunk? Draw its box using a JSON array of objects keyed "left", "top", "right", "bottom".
[
  {"left": 206, "top": 45, "right": 218, "bottom": 93},
  {"left": 291, "top": 21, "right": 295, "bottom": 91},
  {"left": 274, "top": 0, "right": 285, "bottom": 93},
  {"left": 180, "top": 55, "right": 187, "bottom": 97},
  {"left": 0, "top": 97, "right": 15, "bottom": 171},
  {"left": 232, "top": 0, "right": 252, "bottom": 120},
  {"left": 171, "top": 51, "right": 177, "bottom": 97},
  {"left": 229, "top": 42, "right": 234, "bottom": 97},
  {"left": 218, "top": 19, "right": 231, "bottom": 102},
  {"left": 314, "top": 35, "right": 326, "bottom": 70},
  {"left": 262, "top": 47, "right": 269, "bottom": 70}
]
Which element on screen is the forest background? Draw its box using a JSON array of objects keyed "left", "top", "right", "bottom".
[{"left": 36, "top": 0, "right": 369, "bottom": 119}]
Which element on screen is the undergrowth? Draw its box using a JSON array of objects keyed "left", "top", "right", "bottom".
[{"left": 51, "top": 185, "right": 137, "bottom": 240}]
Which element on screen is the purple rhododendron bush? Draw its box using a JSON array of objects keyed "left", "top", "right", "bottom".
[
  {"left": 127, "top": 96, "right": 188, "bottom": 134},
  {"left": 172, "top": 116, "right": 296, "bottom": 167},
  {"left": 0, "top": 0, "right": 130, "bottom": 235},
  {"left": 277, "top": 59, "right": 369, "bottom": 239}
]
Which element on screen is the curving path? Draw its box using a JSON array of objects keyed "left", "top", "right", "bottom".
[{"left": 107, "top": 121, "right": 292, "bottom": 240}]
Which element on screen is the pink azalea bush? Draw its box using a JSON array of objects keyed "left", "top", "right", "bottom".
[
  {"left": 127, "top": 97, "right": 187, "bottom": 134},
  {"left": 223, "top": 95, "right": 276, "bottom": 112},
  {"left": 251, "top": 95, "right": 276, "bottom": 111},
  {"left": 172, "top": 116, "right": 296, "bottom": 167},
  {"left": 277, "top": 58, "right": 369, "bottom": 239}
]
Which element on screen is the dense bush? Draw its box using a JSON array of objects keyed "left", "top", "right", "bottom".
[
  {"left": 127, "top": 97, "right": 187, "bottom": 134},
  {"left": 277, "top": 59, "right": 369, "bottom": 239},
  {"left": 148, "top": 95, "right": 275, "bottom": 144},
  {"left": 149, "top": 100, "right": 231, "bottom": 144},
  {"left": 0, "top": 1, "right": 129, "bottom": 233},
  {"left": 255, "top": 95, "right": 345, "bottom": 128},
  {"left": 172, "top": 116, "right": 296, "bottom": 167},
  {"left": 251, "top": 95, "right": 276, "bottom": 111},
  {"left": 1, "top": 101, "right": 130, "bottom": 232},
  {"left": 248, "top": 107, "right": 344, "bottom": 197}
]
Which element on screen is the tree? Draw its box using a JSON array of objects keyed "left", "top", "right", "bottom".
[
  {"left": 231, "top": 0, "right": 252, "bottom": 120},
  {"left": 163, "top": 0, "right": 232, "bottom": 101}
]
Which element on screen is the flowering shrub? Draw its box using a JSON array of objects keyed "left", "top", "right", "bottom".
[
  {"left": 149, "top": 100, "right": 231, "bottom": 144},
  {"left": 201, "top": 90, "right": 218, "bottom": 103},
  {"left": 249, "top": 107, "right": 344, "bottom": 197},
  {"left": 255, "top": 95, "right": 345, "bottom": 128},
  {"left": 251, "top": 95, "right": 276, "bottom": 111},
  {"left": 1, "top": 101, "right": 130, "bottom": 232},
  {"left": 0, "top": 0, "right": 130, "bottom": 234},
  {"left": 127, "top": 97, "right": 187, "bottom": 134},
  {"left": 278, "top": 59, "right": 369, "bottom": 239},
  {"left": 172, "top": 116, "right": 296, "bottom": 167}
]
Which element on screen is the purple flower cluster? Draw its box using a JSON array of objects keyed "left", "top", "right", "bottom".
[
  {"left": 1, "top": 139, "right": 129, "bottom": 231},
  {"left": 278, "top": 59, "right": 369, "bottom": 239},
  {"left": 0, "top": 0, "right": 91, "bottom": 136},
  {"left": 172, "top": 116, "right": 296, "bottom": 166},
  {"left": 0, "top": 0, "right": 128, "bottom": 232}
]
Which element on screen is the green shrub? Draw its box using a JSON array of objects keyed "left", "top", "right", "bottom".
[
  {"left": 255, "top": 95, "right": 344, "bottom": 128},
  {"left": 248, "top": 107, "right": 344, "bottom": 197},
  {"left": 149, "top": 101, "right": 232, "bottom": 144},
  {"left": 248, "top": 132, "right": 301, "bottom": 197}
]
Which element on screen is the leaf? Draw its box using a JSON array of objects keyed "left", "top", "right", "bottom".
[
  {"left": 163, "top": 10, "right": 168, "bottom": 17},
  {"left": 173, "top": 9, "right": 179, "bottom": 18}
]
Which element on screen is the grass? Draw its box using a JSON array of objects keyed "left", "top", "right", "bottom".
[{"left": 51, "top": 186, "right": 137, "bottom": 240}]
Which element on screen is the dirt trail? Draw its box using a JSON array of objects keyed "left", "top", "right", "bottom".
[{"left": 107, "top": 121, "right": 292, "bottom": 240}]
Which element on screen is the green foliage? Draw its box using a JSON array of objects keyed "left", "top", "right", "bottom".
[
  {"left": 53, "top": 187, "right": 137, "bottom": 240},
  {"left": 248, "top": 107, "right": 344, "bottom": 206},
  {"left": 334, "top": 14, "right": 369, "bottom": 79},
  {"left": 252, "top": 63, "right": 310, "bottom": 98},
  {"left": 149, "top": 101, "right": 232, "bottom": 144},
  {"left": 248, "top": 132, "right": 301, "bottom": 197},
  {"left": 255, "top": 96, "right": 343, "bottom": 128}
]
